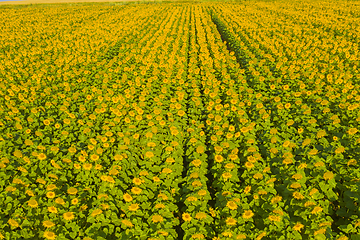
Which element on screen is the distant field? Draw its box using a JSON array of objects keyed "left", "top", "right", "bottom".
[{"left": 0, "top": 0, "right": 159, "bottom": 5}]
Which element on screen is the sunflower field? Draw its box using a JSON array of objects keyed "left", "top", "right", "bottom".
[{"left": 0, "top": 0, "right": 360, "bottom": 239}]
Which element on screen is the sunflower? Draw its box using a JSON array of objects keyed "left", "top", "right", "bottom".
[
  {"left": 335, "top": 146, "right": 345, "bottom": 154},
  {"left": 67, "top": 187, "right": 78, "bottom": 195},
  {"left": 43, "top": 231, "right": 56, "bottom": 240},
  {"left": 123, "top": 193, "right": 133, "bottom": 202},
  {"left": 8, "top": 219, "right": 19, "bottom": 228},
  {"left": 95, "top": 164, "right": 102, "bottom": 170},
  {"left": 24, "top": 139, "right": 33, "bottom": 146},
  {"left": 100, "top": 203, "right": 110, "bottom": 210},
  {"left": 283, "top": 140, "right": 291, "bottom": 148},
  {"left": 308, "top": 149, "right": 318, "bottom": 155},
  {"left": 145, "top": 151, "right": 154, "bottom": 158},
  {"left": 244, "top": 186, "right": 251, "bottom": 194},
  {"left": 348, "top": 128, "right": 358, "bottom": 135},
  {"left": 121, "top": 219, "right": 133, "bottom": 228},
  {"left": 311, "top": 206, "right": 323, "bottom": 215},
  {"left": 37, "top": 153, "right": 47, "bottom": 160},
  {"left": 91, "top": 209, "right": 103, "bottom": 217},
  {"left": 242, "top": 210, "right": 254, "bottom": 219},
  {"left": 26, "top": 189, "right": 35, "bottom": 196},
  {"left": 196, "top": 146, "right": 205, "bottom": 154},
  {"left": 323, "top": 171, "right": 334, "bottom": 180},
  {"left": 290, "top": 182, "right": 301, "bottom": 188},
  {"left": 309, "top": 188, "right": 318, "bottom": 197},
  {"left": 79, "top": 204, "right": 88, "bottom": 212},
  {"left": 48, "top": 206, "right": 58, "bottom": 213},
  {"left": 131, "top": 187, "right": 142, "bottom": 195},
  {"left": 152, "top": 215, "right": 164, "bottom": 223},
  {"left": 133, "top": 178, "right": 142, "bottom": 185},
  {"left": 198, "top": 190, "right": 207, "bottom": 196},
  {"left": 210, "top": 135, "right": 217, "bottom": 142},
  {"left": 187, "top": 196, "right": 198, "bottom": 202},
  {"left": 226, "top": 217, "right": 237, "bottom": 226},
  {"left": 271, "top": 195, "right": 282, "bottom": 204},
  {"left": 55, "top": 197, "right": 65, "bottom": 205},
  {"left": 63, "top": 212, "right": 75, "bottom": 220},
  {"left": 293, "top": 192, "right": 304, "bottom": 200},
  {"left": 222, "top": 172, "right": 232, "bottom": 180},
  {"left": 314, "top": 229, "right": 326, "bottom": 236},
  {"left": 336, "top": 236, "right": 348, "bottom": 240},
  {"left": 258, "top": 190, "right": 267, "bottom": 195},
  {"left": 347, "top": 159, "right": 357, "bottom": 166},
  {"left": 226, "top": 200, "right": 238, "bottom": 210},
  {"left": 270, "top": 148, "right": 278, "bottom": 154},
  {"left": 268, "top": 215, "right": 281, "bottom": 222},
  {"left": 245, "top": 161, "right": 254, "bottom": 169},
  {"left": 71, "top": 198, "right": 79, "bottom": 205},
  {"left": 236, "top": 234, "right": 247, "bottom": 240},
  {"left": 178, "top": 110, "right": 185, "bottom": 117},
  {"left": 273, "top": 209, "right": 284, "bottom": 216},
  {"left": 195, "top": 212, "right": 207, "bottom": 220},
  {"left": 46, "top": 191, "right": 56, "bottom": 199},
  {"left": 225, "top": 163, "right": 235, "bottom": 169},
  {"left": 139, "top": 170, "right": 149, "bottom": 176},
  {"left": 28, "top": 199, "right": 38, "bottom": 208},
  {"left": 214, "top": 146, "right": 223, "bottom": 152},
  {"left": 214, "top": 154, "right": 223, "bottom": 163},
  {"left": 36, "top": 178, "right": 46, "bottom": 185},
  {"left": 253, "top": 173, "right": 263, "bottom": 179},
  {"left": 43, "top": 220, "right": 55, "bottom": 228},
  {"left": 153, "top": 176, "right": 161, "bottom": 182},
  {"left": 132, "top": 134, "right": 140, "bottom": 140},
  {"left": 128, "top": 204, "right": 139, "bottom": 211},
  {"left": 68, "top": 147, "right": 76, "bottom": 154},
  {"left": 293, "top": 222, "right": 304, "bottom": 232},
  {"left": 292, "top": 174, "right": 303, "bottom": 180},
  {"left": 317, "top": 130, "right": 326, "bottom": 138},
  {"left": 192, "top": 159, "right": 201, "bottom": 167},
  {"left": 162, "top": 168, "right": 172, "bottom": 174},
  {"left": 256, "top": 231, "right": 266, "bottom": 240},
  {"left": 83, "top": 163, "right": 92, "bottom": 170},
  {"left": 155, "top": 203, "right": 165, "bottom": 209},
  {"left": 90, "top": 154, "right": 99, "bottom": 161},
  {"left": 191, "top": 234, "right": 204, "bottom": 239},
  {"left": 182, "top": 213, "right": 192, "bottom": 222},
  {"left": 158, "top": 193, "right": 169, "bottom": 200},
  {"left": 302, "top": 138, "right": 311, "bottom": 147}
]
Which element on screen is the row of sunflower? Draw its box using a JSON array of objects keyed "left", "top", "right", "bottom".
[
  {"left": 178, "top": 6, "right": 215, "bottom": 240},
  {"left": 0, "top": 4, "right": 187, "bottom": 240},
  {"left": 195, "top": 6, "right": 274, "bottom": 239},
  {"left": 210, "top": 2, "right": 359, "bottom": 239},
  {"left": 95, "top": 6, "right": 192, "bottom": 240}
]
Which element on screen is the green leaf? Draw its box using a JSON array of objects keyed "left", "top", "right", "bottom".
[
  {"left": 69, "top": 232, "right": 77, "bottom": 239},
  {"left": 351, "top": 234, "right": 360, "bottom": 240},
  {"left": 338, "top": 224, "right": 353, "bottom": 234},
  {"left": 319, "top": 181, "right": 328, "bottom": 193},
  {"left": 187, "top": 205, "right": 195, "bottom": 212},
  {"left": 21, "top": 219, "right": 31, "bottom": 228}
]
